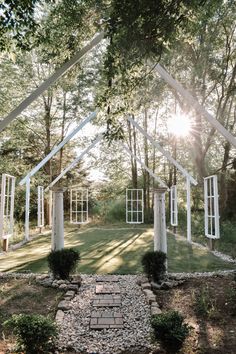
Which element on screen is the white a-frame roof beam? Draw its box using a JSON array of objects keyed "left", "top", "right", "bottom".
[
  {"left": 19, "top": 111, "right": 97, "bottom": 185},
  {"left": 0, "top": 32, "right": 104, "bottom": 132},
  {"left": 128, "top": 116, "right": 198, "bottom": 186},
  {"left": 45, "top": 134, "right": 103, "bottom": 192},
  {"left": 153, "top": 63, "right": 236, "bottom": 148},
  {"left": 120, "top": 142, "right": 169, "bottom": 190}
]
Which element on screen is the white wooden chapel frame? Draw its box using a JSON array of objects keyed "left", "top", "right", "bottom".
[
  {"left": 70, "top": 188, "right": 89, "bottom": 224},
  {"left": 0, "top": 174, "right": 16, "bottom": 240},
  {"left": 1, "top": 31, "right": 235, "bottom": 244},
  {"left": 126, "top": 188, "right": 144, "bottom": 224},
  {"left": 204, "top": 175, "right": 220, "bottom": 239},
  {"left": 170, "top": 185, "right": 178, "bottom": 226},
  {"left": 37, "top": 186, "right": 44, "bottom": 228}
]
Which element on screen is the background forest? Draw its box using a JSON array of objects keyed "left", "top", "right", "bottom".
[{"left": 0, "top": 0, "right": 235, "bottom": 256}]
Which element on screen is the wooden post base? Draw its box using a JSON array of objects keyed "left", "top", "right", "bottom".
[
  {"left": 208, "top": 238, "right": 215, "bottom": 251},
  {"left": 2, "top": 238, "right": 9, "bottom": 252}
]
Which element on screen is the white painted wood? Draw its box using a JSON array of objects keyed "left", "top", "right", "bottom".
[
  {"left": 0, "top": 174, "right": 15, "bottom": 240},
  {"left": 153, "top": 63, "right": 236, "bottom": 148},
  {"left": 128, "top": 116, "right": 198, "bottom": 186},
  {"left": 48, "top": 190, "right": 53, "bottom": 227},
  {"left": 170, "top": 185, "right": 178, "bottom": 226},
  {"left": 153, "top": 188, "right": 168, "bottom": 259},
  {"left": 37, "top": 186, "right": 44, "bottom": 228},
  {"left": 126, "top": 189, "right": 144, "bottom": 224},
  {"left": 45, "top": 134, "right": 103, "bottom": 191},
  {"left": 20, "top": 112, "right": 97, "bottom": 185},
  {"left": 186, "top": 178, "right": 191, "bottom": 242},
  {"left": 0, "top": 32, "right": 104, "bottom": 132},
  {"left": 70, "top": 188, "right": 88, "bottom": 224},
  {"left": 121, "top": 142, "right": 169, "bottom": 189},
  {"left": 204, "top": 175, "right": 220, "bottom": 239},
  {"left": 51, "top": 187, "right": 66, "bottom": 250},
  {"left": 25, "top": 178, "right": 30, "bottom": 241},
  {"left": 153, "top": 191, "right": 160, "bottom": 251}
]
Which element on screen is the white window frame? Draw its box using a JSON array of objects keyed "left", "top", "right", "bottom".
[
  {"left": 0, "top": 174, "right": 16, "bottom": 239},
  {"left": 37, "top": 186, "right": 44, "bottom": 228},
  {"left": 70, "top": 188, "right": 88, "bottom": 224},
  {"left": 204, "top": 175, "right": 220, "bottom": 239},
  {"left": 170, "top": 185, "right": 178, "bottom": 226},
  {"left": 126, "top": 188, "right": 144, "bottom": 224}
]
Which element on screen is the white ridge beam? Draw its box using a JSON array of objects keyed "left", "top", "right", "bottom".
[
  {"left": 153, "top": 63, "right": 236, "bottom": 148},
  {"left": 128, "top": 116, "right": 197, "bottom": 185},
  {"left": 45, "top": 134, "right": 103, "bottom": 191},
  {"left": 20, "top": 111, "right": 97, "bottom": 185},
  {"left": 121, "top": 142, "right": 169, "bottom": 189},
  {"left": 0, "top": 32, "right": 104, "bottom": 132}
]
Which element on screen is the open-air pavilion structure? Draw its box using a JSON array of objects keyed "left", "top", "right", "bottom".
[{"left": 1, "top": 31, "right": 234, "bottom": 254}]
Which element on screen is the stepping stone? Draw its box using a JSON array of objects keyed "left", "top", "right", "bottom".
[
  {"left": 90, "top": 311, "right": 123, "bottom": 329},
  {"left": 95, "top": 285, "right": 120, "bottom": 294},
  {"left": 96, "top": 276, "right": 119, "bottom": 282},
  {"left": 92, "top": 295, "right": 121, "bottom": 307}
]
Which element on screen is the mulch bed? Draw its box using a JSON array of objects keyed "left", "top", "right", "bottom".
[{"left": 154, "top": 274, "right": 236, "bottom": 353}]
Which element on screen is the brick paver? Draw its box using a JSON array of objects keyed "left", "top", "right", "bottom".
[
  {"left": 90, "top": 311, "right": 123, "bottom": 329},
  {"left": 96, "top": 276, "right": 119, "bottom": 282},
  {"left": 92, "top": 294, "right": 121, "bottom": 307},
  {"left": 95, "top": 284, "right": 121, "bottom": 294}
]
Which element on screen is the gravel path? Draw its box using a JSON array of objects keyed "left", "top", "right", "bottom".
[{"left": 57, "top": 275, "right": 154, "bottom": 354}]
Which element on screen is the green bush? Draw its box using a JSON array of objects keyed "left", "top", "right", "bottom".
[
  {"left": 4, "top": 314, "right": 58, "bottom": 354},
  {"left": 141, "top": 250, "right": 166, "bottom": 282},
  {"left": 151, "top": 311, "right": 190, "bottom": 351},
  {"left": 47, "top": 248, "right": 80, "bottom": 279}
]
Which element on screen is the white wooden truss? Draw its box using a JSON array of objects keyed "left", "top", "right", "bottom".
[
  {"left": 170, "top": 185, "right": 178, "bottom": 226},
  {"left": 204, "top": 175, "right": 220, "bottom": 239},
  {"left": 37, "top": 186, "right": 44, "bottom": 228},
  {"left": 0, "top": 174, "right": 15, "bottom": 239},
  {"left": 45, "top": 134, "right": 102, "bottom": 191},
  {"left": 120, "top": 142, "right": 169, "bottom": 189},
  {"left": 0, "top": 32, "right": 104, "bottom": 133},
  {"left": 70, "top": 188, "right": 89, "bottom": 224},
  {"left": 126, "top": 189, "right": 144, "bottom": 224}
]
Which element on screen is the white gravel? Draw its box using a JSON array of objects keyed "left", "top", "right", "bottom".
[{"left": 57, "top": 275, "right": 154, "bottom": 354}]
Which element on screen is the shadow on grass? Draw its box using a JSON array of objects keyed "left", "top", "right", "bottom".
[{"left": 1, "top": 226, "right": 235, "bottom": 274}]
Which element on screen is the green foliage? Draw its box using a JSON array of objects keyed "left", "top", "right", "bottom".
[
  {"left": 47, "top": 248, "right": 80, "bottom": 280},
  {"left": 193, "top": 286, "right": 217, "bottom": 318},
  {"left": 225, "top": 287, "right": 236, "bottom": 315},
  {"left": 151, "top": 310, "right": 191, "bottom": 350},
  {"left": 4, "top": 314, "right": 58, "bottom": 354},
  {"left": 141, "top": 251, "right": 166, "bottom": 282},
  {"left": 0, "top": 0, "right": 38, "bottom": 52}
]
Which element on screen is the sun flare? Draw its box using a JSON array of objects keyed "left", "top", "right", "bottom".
[{"left": 167, "top": 114, "right": 191, "bottom": 137}]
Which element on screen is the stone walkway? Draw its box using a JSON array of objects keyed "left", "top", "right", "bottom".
[
  {"left": 57, "top": 275, "right": 154, "bottom": 354},
  {"left": 90, "top": 278, "right": 124, "bottom": 330}
]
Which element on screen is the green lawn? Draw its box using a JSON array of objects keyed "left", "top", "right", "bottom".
[{"left": 0, "top": 224, "right": 235, "bottom": 274}]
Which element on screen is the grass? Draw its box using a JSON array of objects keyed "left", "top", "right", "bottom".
[{"left": 0, "top": 223, "right": 235, "bottom": 274}]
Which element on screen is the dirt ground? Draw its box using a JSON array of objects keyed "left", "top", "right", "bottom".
[
  {"left": 154, "top": 274, "right": 236, "bottom": 354},
  {"left": 0, "top": 277, "right": 63, "bottom": 353}
]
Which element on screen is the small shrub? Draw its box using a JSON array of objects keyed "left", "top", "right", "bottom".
[
  {"left": 193, "top": 286, "right": 217, "bottom": 318},
  {"left": 151, "top": 310, "right": 190, "bottom": 351},
  {"left": 4, "top": 314, "right": 58, "bottom": 354},
  {"left": 47, "top": 248, "right": 80, "bottom": 280},
  {"left": 141, "top": 251, "right": 166, "bottom": 282}
]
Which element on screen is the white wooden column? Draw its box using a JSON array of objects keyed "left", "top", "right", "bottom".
[
  {"left": 153, "top": 188, "right": 168, "bottom": 254},
  {"left": 186, "top": 177, "right": 191, "bottom": 242},
  {"left": 25, "top": 177, "right": 30, "bottom": 241},
  {"left": 48, "top": 190, "right": 53, "bottom": 227},
  {"left": 51, "top": 187, "right": 66, "bottom": 251}
]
